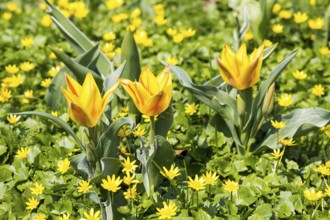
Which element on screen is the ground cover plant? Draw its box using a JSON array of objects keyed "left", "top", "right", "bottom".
[{"left": 0, "top": 0, "right": 330, "bottom": 219}]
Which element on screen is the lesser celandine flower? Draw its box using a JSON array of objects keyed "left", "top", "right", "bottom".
[
  {"left": 31, "top": 182, "right": 44, "bottom": 195},
  {"left": 21, "top": 37, "right": 34, "bottom": 48},
  {"left": 123, "top": 184, "right": 137, "bottom": 200},
  {"left": 308, "top": 18, "right": 325, "bottom": 29},
  {"left": 7, "top": 114, "right": 21, "bottom": 123},
  {"left": 278, "top": 94, "right": 293, "bottom": 107},
  {"left": 165, "top": 57, "right": 179, "bottom": 65},
  {"left": 271, "top": 148, "right": 284, "bottom": 159},
  {"left": 166, "top": 28, "right": 177, "bottom": 36},
  {"left": 272, "top": 24, "right": 283, "bottom": 33},
  {"left": 20, "top": 61, "right": 35, "bottom": 72},
  {"left": 35, "top": 213, "right": 47, "bottom": 220},
  {"left": 103, "top": 32, "right": 116, "bottom": 41},
  {"left": 119, "top": 67, "right": 172, "bottom": 116},
  {"left": 312, "top": 84, "right": 325, "bottom": 97},
  {"left": 61, "top": 72, "right": 118, "bottom": 127},
  {"left": 203, "top": 171, "right": 219, "bottom": 186},
  {"left": 57, "top": 158, "right": 70, "bottom": 174},
  {"left": 156, "top": 201, "right": 177, "bottom": 219},
  {"left": 314, "top": 165, "right": 330, "bottom": 175},
  {"left": 185, "top": 103, "right": 199, "bottom": 115},
  {"left": 2, "top": 74, "right": 24, "bottom": 88},
  {"left": 279, "top": 10, "right": 292, "bottom": 19},
  {"left": 223, "top": 180, "right": 239, "bottom": 193},
  {"left": 319, "top": 47, "right": 330, "bottom": 55},
  {"left": 160, "top": 165, "right": 180, "bottom": 180},
  {"left": 188, "top": 175, "right": 206, "bottom": 191},
  {"left": 180, "top": 28, "right": 196, "bottom": 38},
  {"left": 304, "top": 188, "right": 323, "bottom": 202},
  {"left": 101, "top": 175, "right": 122, "bottom": 192},
  {"left": 83, "top": 208, "right": 101, "bottom": 220},
  {"left": 26, "top": 197, "right": 39, "bottom": 210},
  {"left": 2, "top": 12, "right": 12, "bottom": 21},
  {"left": 106, "top": 0, "right": 124, "bottom": 10},
  {"left": 271, "top": 120, "right": 286, "bottom": 129},
  {"left": 121, "top": 157, "right": 138, "bottom": 174},
  {"left": 59, "top": 213, "right": 70, "bottom": 220},
  {"left": 272, "top": 3, "right": 281, "bottom": 14},
  {"left": 51, "top": 111, "right": 58, "bottom": 116},
  {"left": 132, "top": 125, "right": 146, "bottom": 137},
  {"left": 123, "top": 173, "right": 139, "bottom": 185},
  {"left": 41, "top": 78, "right": 52, "bottom": 88},
  {"left": 0, "top": 88, "right": 12, "bottom": 102},
  {"left": 216, "top": 43, "right": 264, "bottom": 90},
  {"left": 5, "top": 64, "right": 19, "bottom": 74},
  {"left": 77, "top": 180, "right": 92, "bottom": 193},
  {"left": 280, "top": 138, "right": 296, "bottom": 146},
  {"left": 16, "top": 147, "right": 31, "bottom": 159},
  {"left": 293, "top": 12, "right": 308, "bottom": 24},
  {"left": 263, "top": 39, "right": 273, "bottom": 47},
  {"left": 292, "top": 70, "right": 307, "bottom": 80},
  {"left": 41, "top": 14, "right": 52, "bottom": 27}
]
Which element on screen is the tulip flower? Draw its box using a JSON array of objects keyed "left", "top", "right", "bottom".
[
  {"left": 62, "top": 72, "right": 118, "bottom": 127},
  {"left": 118, "top": 67, "right": 172, "bottom": 116},
  {"left": 216, "top": 43, "right": 264, "bottom": 90}
]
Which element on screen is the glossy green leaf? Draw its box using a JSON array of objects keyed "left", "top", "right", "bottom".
[
  {"left": 16, "top": 111, "right": 85, "bottom": 151},
  {"left": 70, "top": 153, "right": 90, "bottom": 179},
  {"left": 155, "top": 106, "right": 173, "bottom": 137}
]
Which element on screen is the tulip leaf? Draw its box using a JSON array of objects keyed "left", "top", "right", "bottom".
[
  {"left": 97, "top": 117, "right": 135, "bottom": 158},
  {"left": 45, "top": 0, "right": 112, "bottom": 76},
  {"left": 245, "top": 49, "right": 298, "bottom": 135},
  {"left": 70, "top": 153, "right": 91, "bottom": 179},
  {"left": 16, "top": 111, "right": 85, "bottom": 151},
  {"left": 103, "top": 61, "right": 126, "bottom": 92},
  {"left": 155, "top": 106, "right": 173, "bottom": 137},
  {"left": 258, "top": 108, "right": 330, "bottom": 149},
  {"left": 262, "top": 43, "right": 277, "bottom": 61}
]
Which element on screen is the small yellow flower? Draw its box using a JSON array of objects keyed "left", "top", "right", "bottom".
[
  {"left": 7, "top": 114, "right": 21, "bottom": 124},
  {"left": 20, "top": 62, "right": 35, "bottom": 72},
  {"left": 279, "top": 10, "right": 292, "bottom": 19},
  {"left": 41, "top": 78, "right": 52, "bottom": 88},
  {"left": 121, "top": 157, "right": 138, "bottom": 174},
  {"left": 272, "top": 3, "right": 281, "bottom": 14},
  {"left": 203, "top": 171, "right": 219, "bottom": 186},
  {"left": 21, "top": 37, "right": 34, "bottom": 48},
  {"left": 292, "top": 70, "right": 307, "bottom": 80},
  {"left": 156, "top": 201, "right": 177, "bottom": 220},
  {"left": 314, "top": 165, "right": 330, "bottom": 176},
  {"left": 111, "top": 13, "right": 129, "bottom": 23},
  {"left": 165, "top": 57, "right": 179, "bottom": 65},
  {"left": 2, "top": 12, "right": 12, "bottom": 20},
  {"left": 154, "top": 16, "right": 167, "bottom": 26},
  {"left": 308, "top": 18, "right": 325, "bottom": 30},
  {"left": 180, "top": 28, "right": 196, "bottom": 38},
  {"left": 51, "top": 111, "right": 58, "bottom": 117},
  {"left": 278, "top": 94, "right": 293, "bottom": 107},
  {"left": 101, "top": 43, "right": 115, "bottom": 53},
  {"left": 41, "top": 14, "right": 52, "bottom": 27},
  {"left": 49, "top": 52, "right": 57, "bottom": 59},
  {"left": 7, "top": 2, "right": 18, "bottom": 12},
  {"left": 123, "top": 184, "right": 137, "bottom": 200},
  {"left": 324, "top": 125, "right": 330, "bottom": 138},
  {"left": 35, "top": 213, "right": 47, "bottom": 220},
  {"left": 172, "top": 34, "right": 184, "bottom": 43},
  {"left": 26, "top": 197, "right": 39, "bottom": 210},
  {"left": 101, "top": 175, "right": 122, "bottom": 192},
  {"left": 319, "top": 47, "right": 330, "bottom": 55},
  {"left": 48, "top": 66, "right": 61, "bottom": 77},
  {"left": 223, "top": 180, "right": 239, "bottom": 193},
  {"left": 185, "top": 103, "right": 199, "bottom": 116},
  {"left": 31, "top": 182, "right": 45, "bottom": 195},
  {"left": 131, "top": 8, "right": 141, "bottom": 18},
  {"left": 57, "top": 158, "right": 70, "bottom": 174},
  {"left": 312, "top": 84, "right": 325, "bottom": 97},
  {"left": 106, "top": 0, "right": 124, "bottom": 10},
  {"left": 83, "top": 208, "right": 101, "bottom": 220},
  {"left": 0, "top": 88, "right": 12, "bottom": 102},
  {"left": 123, "top": 173, "right": 139, "bottom": 185},
  {"left": 271, "top": 148, "right": 284, "bottom": 159},
  {"left": 142, "top": 115, "right": 158, "bottom": 123},
  {"left": 187, "top": 175, "right": 206, "bottom": 191},
  {"left": 272, "top": 24, "right": 283, "bottom": 33},
  {"left": 160, "top": 165, "right": 180, "bottom": 180},
  {"left": 326, "top": 160, "right": 330, "bottom": 168},
  {"left": 280, "top": 138, "right": 296, "bottom": 146},
  {"left": 103, "top": 32, "right": 116, "bottom": 41},
  {"left": 2, "top": 74, "right": 24, "bottom": 88},
  {"left": 263, "top": 39, "right": 273, "bottom": 47},
  {"left": 271, "top": 120, "right": 286, "bottom": 129},
  {"left": 310, "top": 34, "right": 316, "bottom": 41},
  {"left": 293, "top": 12, "right": 308, "bottom": 24},
  {"left": 166, "top": 28, "right": 177, "bottom": 36},
  {"left": 5, "top": 64, "right": 19, "bottom": 74},
  {"left": 132, "top": 126, "right": 146, "bottom": 137},
  {"left": 77, "top": 180, "right": 92, "bottom": 193},
  {"left": 59, "top": 213, "right": 71, "bottom": 220},
  {"left": 309, "top": 0, "right": 316, "bottom": 6},
  {"left": 304, "top": 188, "right": 323, "bottom": 202},
  {"left": 16, "top": 147, "right": 31, "bottom": 159}
]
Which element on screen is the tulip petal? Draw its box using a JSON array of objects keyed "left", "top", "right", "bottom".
[
  {"left": 100, "top": 82, "right": 119, "bottom": 116},
  {"left": 61, "top": 87, "right": 79, "bottom": 106},
  {"left": 139, "top": 67, "right": 159, "bottom": 95},
  {"left": 216, "top": 57, "right": 239, "bottom": 88},
  {"left": 69, "top": 102, "right": 96, "bottom": 127},
  {"left": 156, "top": 67, "right": 171, "bottom": 91},
  {"left": 143, "top": 91, "right": 168, "bottom": 116},
  {"left": 65, "top": 73, "right": 82, "bottom": 96}
]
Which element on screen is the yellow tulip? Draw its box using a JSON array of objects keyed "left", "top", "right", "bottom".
[
  {"left": 61, "top": 72, "right": 118, "bottom": 127},
  {"left": 118, "top": 67, "right": 172, "bottom": 116},
  {"left": 216, "top": 43, "right": 264, "bottom": 90}
]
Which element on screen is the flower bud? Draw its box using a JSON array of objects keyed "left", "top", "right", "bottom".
[{"left": 262, "top": 83, "right": 275, "bottom": 116}]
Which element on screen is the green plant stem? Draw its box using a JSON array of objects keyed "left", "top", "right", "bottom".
[
  {"left": 311, "top": 201, "right": 321, "bottom": 219},
  {"left": 196, "top": 190, "right": 199, "bottom": 207}
]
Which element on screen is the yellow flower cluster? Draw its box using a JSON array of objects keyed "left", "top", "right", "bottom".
[
  {"left": 106, "top": 0, "right": 125, "bottom": 10},
  {"left": 133, "top": 29, "right": 153, "bottom": 47},
  {"left": 153, "top": 4, "right": 167, "bottom": 26},
  {"left": 56, "top": 0, "right": 89, "bottom": 19},
  {"left": 166, "top": 28, "right": 196, "bottom": 44}
]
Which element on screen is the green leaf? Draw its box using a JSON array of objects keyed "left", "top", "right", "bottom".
[
  {"left": 16, "top": 112, "right": 85, "bottom": 151},
  {"left": 97, "top": 117, "right": 135, "bottom": 158},
  {"left": 249, "top": 203, "right": 272, "bottom": 219},
  {"left": 195, "top": 209, "right": 212, "bottom": 220},
  {"left": 262, "top": 43, "right": 277, "bottom": 61},
  {"left": 259, "top": 107, "right": 330, "bottom": 149},
  {"left": 100, "top": 157, "right": 121, "bottom": 179},
  {"left": 45, "top": 0, "right": 112, "bottom": 76},
  {"left": 70, "top": 153, "right": 91, "bottom": 179},
  {"left": 103, "top": 61, "right": 126, "bottom": 92},
  {"left": 155, "top": 106, "right": 173, "bottom": 137}
]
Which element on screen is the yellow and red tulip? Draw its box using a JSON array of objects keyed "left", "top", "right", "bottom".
[
  {"left": 118, "top": 67, "right": 172, "bottom": 116},
  {"left": 216, "top": 43, "right": 264, "bottom": 90},
  {"left": 61, "top": 72, "right": 118, "bottom": 127}
]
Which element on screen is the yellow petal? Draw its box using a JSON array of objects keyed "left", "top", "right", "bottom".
[
  {"left": 79, "top": 72, "right": 102, "bottom": 115},
  {"left": 216, "top": 57, "right": 239, "bottom": 88},
  {"left": 139, "top": 67, "right": 159, "bottom": 95},
  {"left": 156, "top": 67, "right": 171, "bottom": 91},
  {"left": 100, "top": 82, "right": 119, "bottom": 116},
  {"left": 69, "top": 102, "right": 96, "bottom": 127},
  {"left": 65, "top": 73, "right": 81, "bottom": 95}
]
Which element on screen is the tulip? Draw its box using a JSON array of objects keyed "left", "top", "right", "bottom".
[
  {"left": 61, "top": 72, "right": 118, "bottom": 127},
  {"left": 118, "top": 67, "right": 172, "bottom": 116},
  {"left": 216, "top": 43, "right": 264, "bottom": 90}
]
